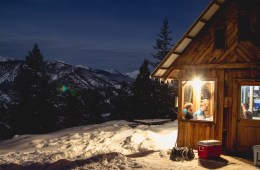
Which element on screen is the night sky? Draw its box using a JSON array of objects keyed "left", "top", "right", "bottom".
[{"left": 0, "top": 0, "right": 211, "bottom": 72}]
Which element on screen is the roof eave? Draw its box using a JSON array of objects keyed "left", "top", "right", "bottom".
[{"left": 151, "top": 0, "right": 226, "bottom": 79}]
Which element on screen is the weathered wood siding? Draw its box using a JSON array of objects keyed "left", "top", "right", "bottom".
[
  {"left": 177, "top": 69, "right": 224, "bottom": 149},
  {"left": 177, "top": 65, "right": 260, "bottom": 153},
  {"left": 227, "top": 69, "right": 260, "bottom": 153},
  {"left": 173, "top": 0, "right": 260, "bottom": 154},
  {"left": 170, "top": 0, "right": 259, "bottom": 68}
]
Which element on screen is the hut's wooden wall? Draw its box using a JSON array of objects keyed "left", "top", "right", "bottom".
[
  {"left": 177, "top": 68, "right": 260, "bottom": 154},
  {"left": 174, "top": 0, "right": 260, "bottom": 154},
  {"left": 170, "top": 0, "right": 260, "bottom": 69},
  {"left": 225, "top": 69, "right": 260, "bottom": 153},
  {"left": 177, "top": 69, "right": 224, "bottom": 149}
]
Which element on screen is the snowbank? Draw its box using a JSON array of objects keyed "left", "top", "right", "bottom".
[
  {"left": 0, "top": 120, "right": 177, "bottom": 165},
  {"left": 0, "top": 120, "right": 257, "bottom": 169}
]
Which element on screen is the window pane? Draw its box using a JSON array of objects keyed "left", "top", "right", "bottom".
[
  {"left": 182, "top": 80, "right": 215, "bottom": 121},
  {"left": 240, "top": 86, "right": 260, "bottom": 120}
]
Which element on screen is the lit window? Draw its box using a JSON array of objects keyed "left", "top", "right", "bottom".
[
  {"left": 240, "top": 86, "right": 260, "bottom": 120},
  {"left": 182, "top": 80, "right": 215, "bottom": 121}
]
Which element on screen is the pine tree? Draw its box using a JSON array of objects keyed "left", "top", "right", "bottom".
[
  {"left": 131, "top": 59, "right": 155, "bottom": 119},
  {"left": 110, "top": 81, "right": 132, "bottom": 120},
  {"left": 153, "top": 81, "right": 176, "bottom": 119},
  {"left": 131, "top": 59, "right": 177, "bottom": 120},
  {"left": 12, "top": 44, "right": 56, "bottom": 133},
  {"left": 81, "top": 88, "right": 108, "bottom": 124},
  {"left": 151, "top": 17, "right": 173, "bottom": 67},
  {"left": 25, "top": 44, "right": 44, "bottom": 71},
  {"left": 58, "top": 89, "right": 84, "bottom": 127}
]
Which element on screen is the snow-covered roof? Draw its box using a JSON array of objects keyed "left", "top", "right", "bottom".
[{"left": 151, "top": 0, "right": 226, "bottom": 79}]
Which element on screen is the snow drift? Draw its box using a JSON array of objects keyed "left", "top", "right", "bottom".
[
  {"left": 0, "top": 120, "right": 177, "bottom": 168},
  {"left": 0, "top": 120, "right": 256, "bottom": 170}
]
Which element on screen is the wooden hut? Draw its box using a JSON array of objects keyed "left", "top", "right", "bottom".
[{"left": 151, "top": 0, "right": 260, "bottom": 155}]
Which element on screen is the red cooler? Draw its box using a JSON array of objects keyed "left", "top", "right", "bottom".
[{"left": 198, "top": 140, "right": 222, "bottom": 159}]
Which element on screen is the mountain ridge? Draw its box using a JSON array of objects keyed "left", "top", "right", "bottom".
[{"left": 0, "top": 57, "right": 135, "bottom": 105}]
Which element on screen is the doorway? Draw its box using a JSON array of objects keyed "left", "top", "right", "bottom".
[{"left": 236, "top": 81, "right": 260, "bottom": 154}]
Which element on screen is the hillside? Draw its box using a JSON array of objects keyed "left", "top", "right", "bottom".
[{"left": 0, "top": 57, "right": 134, "bottom": 105}]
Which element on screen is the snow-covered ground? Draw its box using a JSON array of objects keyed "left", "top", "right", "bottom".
[{"left": 0, "top": 120, "right": 257, "bottom": 169}]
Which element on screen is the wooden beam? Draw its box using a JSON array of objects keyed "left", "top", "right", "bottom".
[
  {"left": 162, "top": 66, "right": 182, "bottom": 79},
  {"left": 186, "top": 36, "right": 194, "bottom": 40},
  {"left": 159, "top": 67, "right": 168, "bottom": 70},
  {"left": 200, "top": 18, "right": 208, "bottom": 23},
  {"left": 183, "top": 63, "right": 259, "bottom": 69},
  {"left": 214, "top": 1, "right": 223, "bottom": 6},
  {"left": 155, "top": 62, "right": 259, "bottom": 79},
  {"left": 172, "top": 51, "right": 182, "bottom": 55}
]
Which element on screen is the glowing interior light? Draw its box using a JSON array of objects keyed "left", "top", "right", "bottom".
[
  {"left": 193, "top": 78, "right": 202, "bottom": 102},
  {"left": 193, "top": 78, "right": 202, "bottom": 89}
]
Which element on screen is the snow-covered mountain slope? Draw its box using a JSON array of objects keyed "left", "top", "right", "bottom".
[
  {"left": 0, "top": 90, "right": 14, "bottom": 105},
  {"left": 0, "top": 56, "right": 15, "bottom": 62},
  {"left": 46, "top": 61, "right": 134, "bottom": 90},
  {"left": 0, "top": 60, "right": 22, "bottom": 85},
  {"left": 0, "top": 57, "right": 135, "bottom": 104},
  {"left": 126, "top": 70, "right": 139, "bottom": 79}
]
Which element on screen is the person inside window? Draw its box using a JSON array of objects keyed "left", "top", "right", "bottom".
[
  {"left": 241, "top": 103, "right": 252, "bottom": 119},
  {"left": 183, "top": 103, "right": 193, "bottom": 120},
  {"left": 193, "top": 101, "right": 208, "bottom": 120}
]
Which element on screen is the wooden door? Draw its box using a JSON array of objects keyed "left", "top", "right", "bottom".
[
  {"left": 236, "top": 81, "right": 260, "bottom": 154},
  {"left": 237, "top": 120, "right": 260, "bottom": 154}
]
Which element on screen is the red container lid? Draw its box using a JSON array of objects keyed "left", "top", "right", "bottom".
[{"left": 198, "top": 140, "right": 222, "bottom": 146}]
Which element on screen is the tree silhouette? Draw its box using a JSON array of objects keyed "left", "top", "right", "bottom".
[
  {"left": 131, "top": 59, "right": 176, "bottom": 120},
  {"left": 151, "top": 17, "right": 173, "bottom": 67},
  {"left": 131, "top": 59, "right": 157, "bottom": 119},
  {"left": 12, "top": 44, "right": 56, "bottom": 134},
  {"left": 25, "top": 44, "right": 44, "bottom": 71},
  {"left": 110, "top": 81, "right": 132, "bottom": 120}
]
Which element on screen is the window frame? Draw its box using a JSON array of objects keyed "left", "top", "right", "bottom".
[
  {"left": 179, "top": 78, "right": 217, "bottom": 124},
  {"left": 236, "top": 79, "right": 260, "bottom": 121}
]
